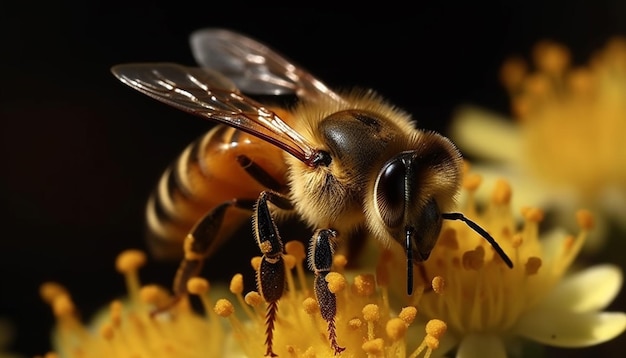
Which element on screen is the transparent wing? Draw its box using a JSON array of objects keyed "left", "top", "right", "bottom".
[
  {"left": 190, "top": 28, "right": 344, "bottom": 103},
  {"left": 111, "top": 63, "right": 318, "bottom": 164}
]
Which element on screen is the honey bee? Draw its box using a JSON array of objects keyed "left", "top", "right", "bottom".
[{"left": 112, "top": 28, "right": 513, "bottom": 356}]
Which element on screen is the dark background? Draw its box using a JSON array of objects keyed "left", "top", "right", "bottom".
[{"left": 2, "top": 2, "right": 626, "bottom": 357}]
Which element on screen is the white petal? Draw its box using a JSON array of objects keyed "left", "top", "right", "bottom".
[
  {"left": 456, "top": 334, "right": 507, "bottom": 358},
  {"left": 450, "top": 106, "right": 522, "bottom": 163},
  {"left": 539, "top": 265, "right": 623, "bottom": 313},
  {"left": 515, "top": 311, "right": 626, "bottom": 348}
]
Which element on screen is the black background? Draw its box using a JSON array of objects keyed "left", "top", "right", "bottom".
[{"left": 2, "top": 2, "right": 626, "bottom": 357}]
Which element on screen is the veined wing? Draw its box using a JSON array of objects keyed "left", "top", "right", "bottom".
[
  {"left": 111, "top": 63, "right": 318, "bottom": 164},
  {"left": 190, "top": 28, "right": 344, "bottom": 103}
]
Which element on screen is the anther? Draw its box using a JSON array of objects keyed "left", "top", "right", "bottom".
[
  {"left": 491, "top": 179, "right": 512, "bottom": 205},
  {"left": 386, "top": 318, "right": 408, "bottom": 341},
  {"left": 214, "top": 299, "right": 235, "bottom": 317},
  {"left": 229, "top": 274, "right": 244, "bottom": 295},
  {"left": 187, "top": 277, "right": 210, "bottom": 295},
  {"left": 576, "top": 209, "right": 595, "bottom": 230},
  {"left": 115, "top": 249, "right": 147, "bottom": 273},
  {"left": 325, "top": 272, "right": 346, "bottom": 293},
  {"left": 399, "top": 306, "right": 418, "bottom": 325}
]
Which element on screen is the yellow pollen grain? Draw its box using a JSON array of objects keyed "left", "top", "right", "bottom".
[
  {"left": 99, "top": 322, "right": 114, "bottom": 341},
  {"left": 229, "top": 273, "right": 244, "bottom": 294},
  {"left": 285, "top": 240, "right": 306, "bottom": 261},
  {"left": 115, "top": 249, "right": 146, "bottom": 273},
  {"left": 432, "top": 276, "right": 446, "bottom": 294},
  {"left": 463, "top": 173, "right": 482, "bottom": 191},
  {"left": 425, "top": 319, "right": 447, "bottom": 339},
  {"left": 524, "top": 207, "right": 544, "bottom": 223},
  {"left": 386, "top": 318, "right": 407, "bottom": 340},
  {"left": 284, "top": 254, "right": 297, "bottom": 270},
  {"left": 399, "top": 306, "right": 418, "bottom": 325},
  {"left": 250, "top": 256, "right": 262, "bottom": 271},
  {"left": 245, "top": 291, "right": 263, "bottom": 306},
  {"left": 187, "top": 277, "right": 209, "bottom": 295},
  {"left": 533, "top": 40, "right": 570, "bottom": 74},
  {"left": 259, "top": 240, "right": 272, "bottom": 254},
  {"left": 352, "top": 274, "right": 376, "bottom": 297},
  {"left": 139, "top": 284, "right": 166, "bottom": 306},
  {"left": 525, "top": 257, "right": 542, "bottom": 275},
  {"left": 326, "top": 272, "right": 346, "bottom": 293},
  {"left": 52, "top": 295, "right": 74, "bottom": 317},
  {"left": 361, "top": 338, "right": 384, "bottom": 354},
  {"left": 424, "top": 334, "right": 440, "bottom": 350},
  {"left": 40, "top": 282, "right": 68, "bottom": 304},
  {"left": 333, "top": 254, "right": 348, "bottom": 272},
  {"left": 214, "top": 299, "right": 235, "bottom": 317},
  {"left": 362, "top": 304, "right": 380, "bottom": 322},
  {"left": 302, "top": 297, "right": 318, "bottom": 315},
  {"left": 491, "top": 179, "right": 512, "bottom": 205},
  {"left": 576, "top": 209, "right": 595, "bottom": 230},
  {"left": 348, "top": 318, "right": 363, "bottom": 330}
]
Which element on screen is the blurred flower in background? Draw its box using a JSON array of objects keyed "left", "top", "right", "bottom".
[{"left": 450, "top": 38, "right": 626, "bottom": 252}]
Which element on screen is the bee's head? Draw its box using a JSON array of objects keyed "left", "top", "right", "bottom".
[{"left": 371, "top": 132, "right": 463, "bottom": 293}]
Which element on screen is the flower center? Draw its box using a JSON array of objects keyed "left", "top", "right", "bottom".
[{"left": 390, "top": 175, "right": 592, "bottom": 336}]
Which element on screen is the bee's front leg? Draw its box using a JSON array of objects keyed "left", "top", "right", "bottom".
[
  {"left": 253, "top": 190, "right": 293, "bottom": 357},
  {"left": 309, "top": 228, "right": 346, "bottom": 355}
]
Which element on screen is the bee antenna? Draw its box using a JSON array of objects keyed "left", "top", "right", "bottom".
[{"left": 441, "top": 213, "right": 514, "bottom": 268}]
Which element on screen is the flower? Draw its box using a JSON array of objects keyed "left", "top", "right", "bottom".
[
  {"left": 449, "top": 38, "right": 626, "bottom": 251},
  {"left": 39, "top": 250, "right": 226, "bottom": 358},
  {"left": 38, "top": 179, "right": 626, "bottom": 358},
  {"left": 386, "top": 174, "right": 626, "bottom": 357},
  {"left": 40, "top": 245, "right": 448, "bottom": 357}
]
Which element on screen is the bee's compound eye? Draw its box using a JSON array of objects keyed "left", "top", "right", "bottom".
[{"left": 375, "top": 159, "right": 406, "bottom": 228}]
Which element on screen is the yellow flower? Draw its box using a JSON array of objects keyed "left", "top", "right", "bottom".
[
  {"left": 41, "top": 245, "right": 449, "bottom": 357},
  {"left": 449, "top": 38, "right": 626, "bottom": 251},
  {"left": 41, "top": 176, "right": 626, "bottom": 357},
  {"left": 386, "top": 174, "right": 626, "bottom": 357}
]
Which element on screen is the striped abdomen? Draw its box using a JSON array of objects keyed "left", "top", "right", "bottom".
[{"left": 145, "top": 125, "right": 288, "bottom": 259}]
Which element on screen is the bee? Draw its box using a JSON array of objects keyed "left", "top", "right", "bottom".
[{"left": 112, "top": 28, "right": 513, "bottom": 356}]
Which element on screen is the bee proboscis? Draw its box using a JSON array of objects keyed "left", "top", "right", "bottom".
[{"left": 112, "top": 28, "right": 513, "bottom": 356}]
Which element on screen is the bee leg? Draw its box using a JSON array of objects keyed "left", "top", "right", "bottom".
[
  {"left": 309, "top": 228, "right": 345, "bottom": 355},
  {"left": 254, "top": 191, "right": 292, "bottom": 357},
  {"left": 152, "top": 199, "right": 255, "bottom": 315}
]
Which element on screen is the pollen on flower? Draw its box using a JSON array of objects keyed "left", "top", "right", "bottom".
[
  {"left": 431, "top": 276, "right": 445, "bottom": 294},
  {"left": 386, "top": 318, "right": 408, "bottom": 340},
  {"left": 214, "top": 298, "right": 235, "bottom": 317},
  {"left": 387, "top": 172, "right": 596, "bottom": 347},
  {"left": 212, "top": 240, "right": 446, "bottom": 357},
  {"left": 577, "top": 209, "right": 595, "bottom": 230},
  {"left": 42, "top": 243, "right": 450, "bottom": 358},
  {"left": 40, "top": 249, "right": 227, "bottom": 358},
  {"left": 325, "top": 272, "right": 346, "bottom": 293}
]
